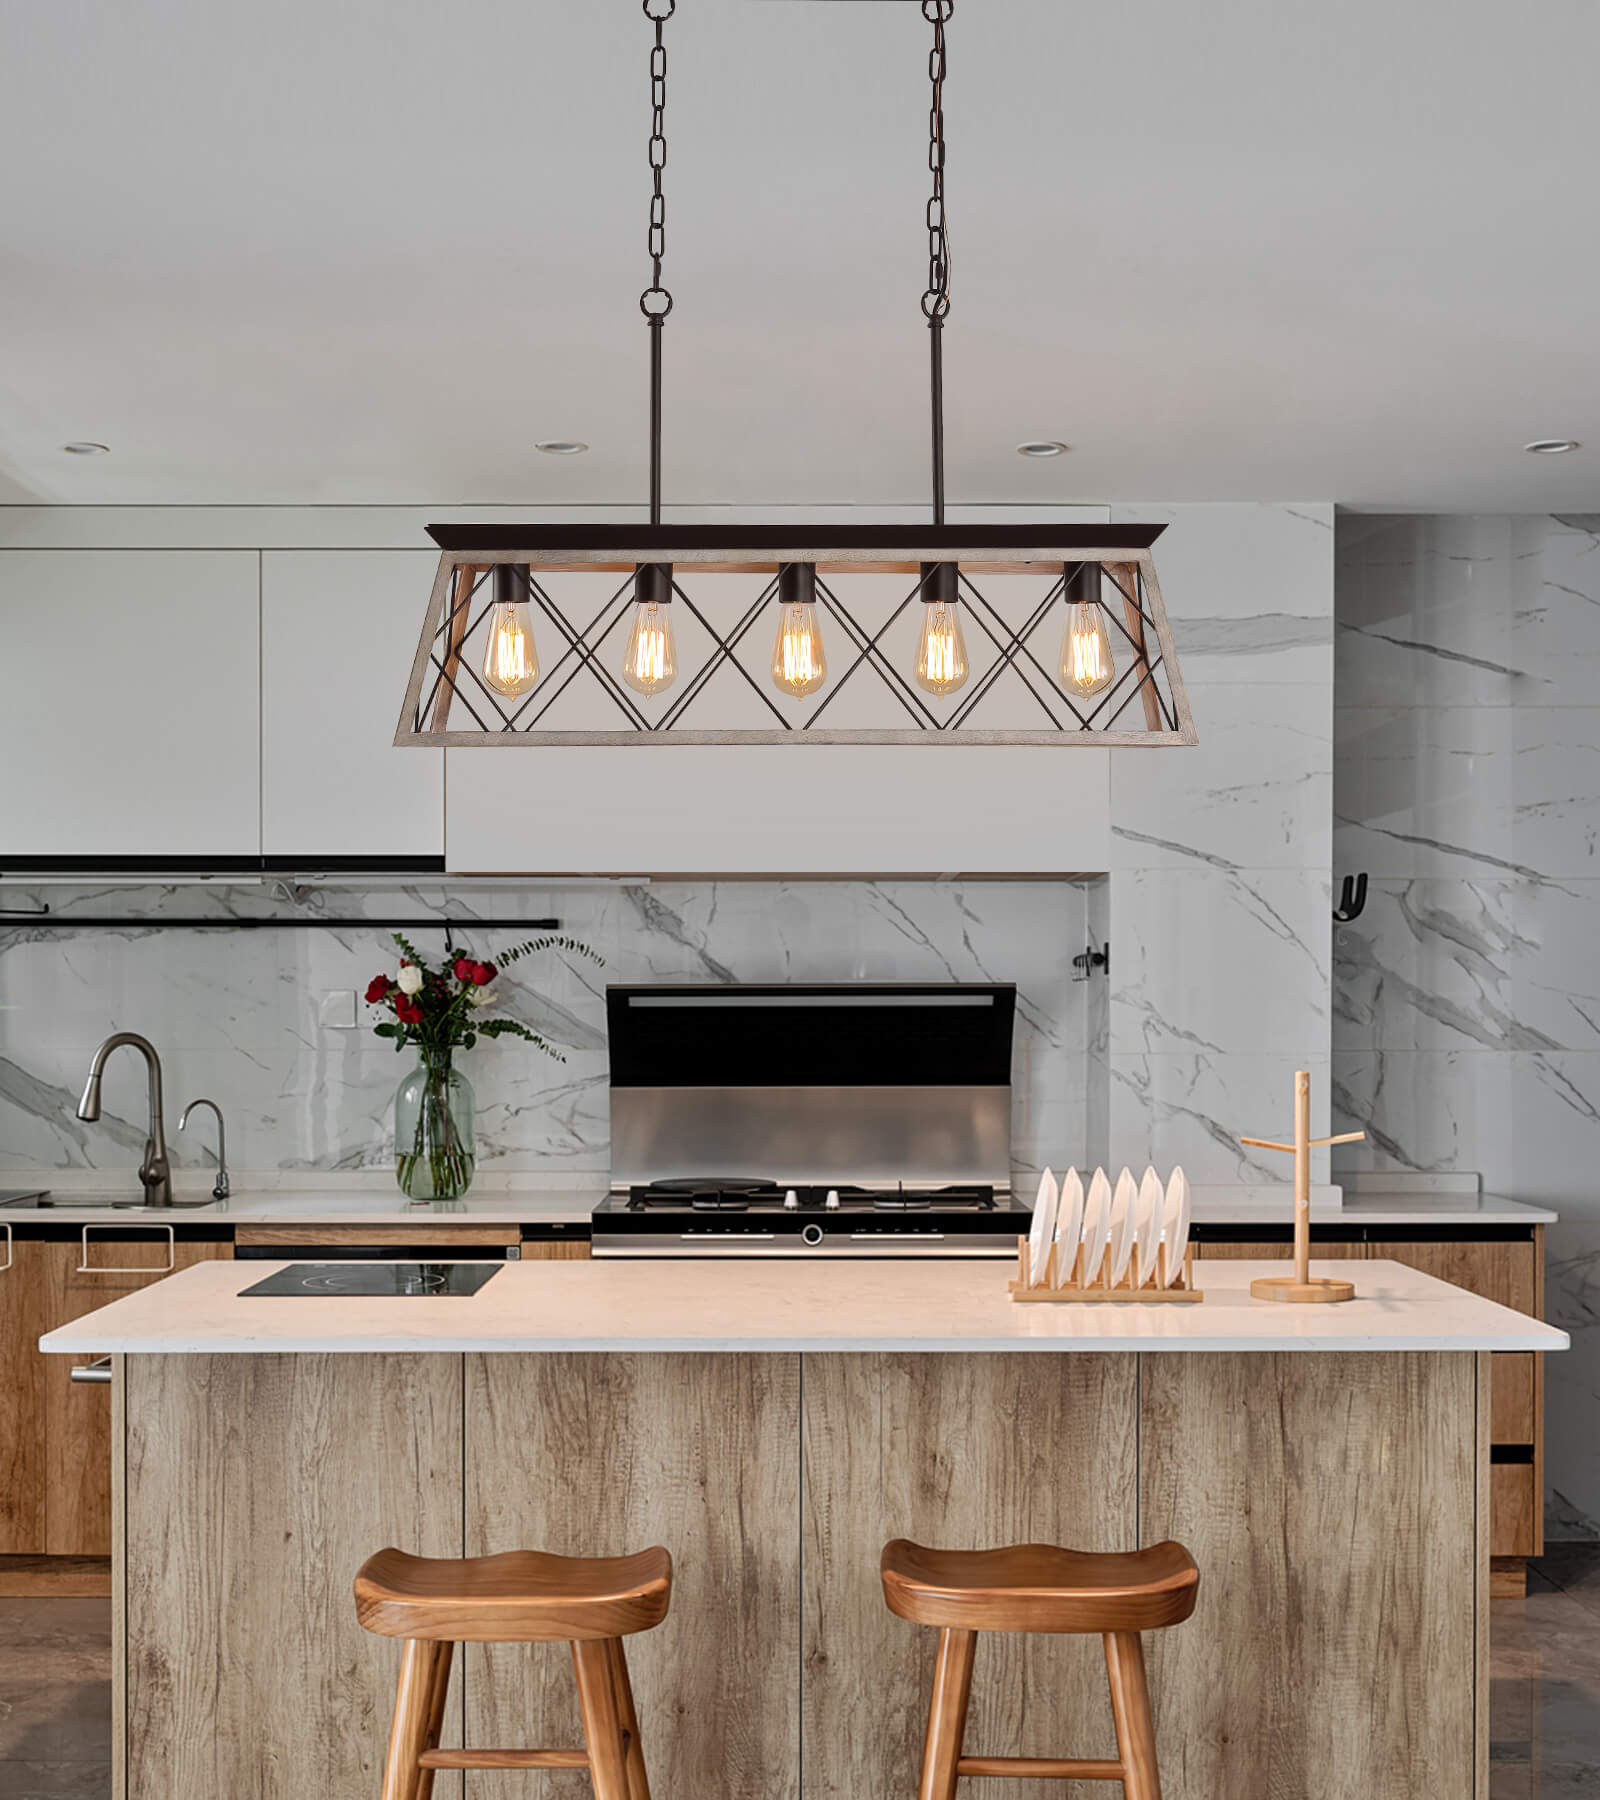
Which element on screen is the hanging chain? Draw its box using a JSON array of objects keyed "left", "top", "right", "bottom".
[
  {"left": 921, "top": 0, "right": 953, "bottom": 321},
  {"left": 641, "top": 0, "right": 675, "bottom": 319}
]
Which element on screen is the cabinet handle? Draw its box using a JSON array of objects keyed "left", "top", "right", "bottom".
[
  {"left": 77, "top": 1223, "right": 175, "bottom": 1275},
  {"left": 0, "top": 1223, "right": 10, "bottom": 1273},
  {"left": 70, "top": 1357, "right": 113, "bottom": 1385}
]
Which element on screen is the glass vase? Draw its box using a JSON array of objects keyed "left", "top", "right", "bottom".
[{"left": 394, "top": 1051, "right": 476, "bottom": 1203}]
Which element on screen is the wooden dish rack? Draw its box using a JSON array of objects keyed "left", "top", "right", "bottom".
[{"left": 1008, "top": 1236, "right": 1204, "bottom": 1304}]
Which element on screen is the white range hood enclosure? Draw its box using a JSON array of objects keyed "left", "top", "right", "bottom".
[{"left": 444, "top": 742, "right": 1111, "bottom": 876}]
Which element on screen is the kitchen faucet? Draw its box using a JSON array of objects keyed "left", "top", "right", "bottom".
[
  {"left": 179, "top": 1097, "right": 230, "bottom": 1200},
  {"left": 76, "top": 1033, "right": 208, "bottom": 1209}
]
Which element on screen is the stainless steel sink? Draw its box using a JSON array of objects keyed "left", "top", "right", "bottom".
[{"left": 0, "top": 1190, "right": 152, "bottom": 1209}]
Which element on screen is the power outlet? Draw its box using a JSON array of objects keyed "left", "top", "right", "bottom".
[{"left": 318, "top": 989, "right": 358, "bottom": 1030}]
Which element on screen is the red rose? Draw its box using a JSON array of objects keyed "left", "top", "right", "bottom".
[
  {"left": 395, "top": 996, "right": 424, "bottom": 1025},
  {"left": 471, "top": 961, "right": 497, "bottom": 986},
  {"left": 454, "top": 957, "right": 476, "bottom": 983},
  {"left": 365, "top": 976, "right": 393, "bottom": 1003}
]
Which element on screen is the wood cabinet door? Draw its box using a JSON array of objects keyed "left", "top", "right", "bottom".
[
  {"left": 0, "top": 1238, "right": 49, "bottom": 1552},
  {"left": 41, "top": 1236, "right": 232, "bottom": 1556},
  {"left": 1195, "top": 1241, "right": 1367, "bottom": 1260},
  {"left": 1372, "top": 1238, "right": 1536, "bottom": 1315}
]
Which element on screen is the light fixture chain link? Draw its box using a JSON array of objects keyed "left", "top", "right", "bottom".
[
  {"left": 921, "top": 0, "right": 953, "bottom": 321},
  {"left": 641, "top": 0, "right": 675, "bottom": 318}
]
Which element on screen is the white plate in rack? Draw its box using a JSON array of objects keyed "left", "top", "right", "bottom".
[
  {"left": 1108, "top": 1168, "right": 1139, "bottom": 1285},
  {"left": 1053, "top": 1168, "right": 1085, "bottom": 1285},
  {"left": 1162, "top": 1165, "right": 1192, "bottom": 1286},
  {"left": 1079, "top": 1168, "right": 1113, "bottom": 1285},
  {"left": 1027, "top": 1168, "right": 1060, "bottom": 1284},
  {"left": 1134, "top": 1166, "right": 1165, "bottom": 1288}
]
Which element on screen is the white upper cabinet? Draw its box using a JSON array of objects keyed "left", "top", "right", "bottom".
[
  {"left": 261, "top": 551, "right": 442, "bottom": 859},
  {"left": 446, "top": 745, "right": 1111, "bottom": 875},
  {"left": 0, "top": 550, "right": 260, "bottom": 858}
]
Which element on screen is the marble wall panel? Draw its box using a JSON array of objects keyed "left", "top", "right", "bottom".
[
  {"left": 1103, "top": 504, "right": 1335, "bottom": 1185},
  {"left": 1112, "top": 868, "right": 1331, "bottom": 1056},
  {"left": 0, "top": 879, "right": 1094, "bottom": 1183},
  {"left": 1109, "top": 1052, "right": 1333, "bottom": 1186},
  {"left": 1110, "top": 501, "right": 1334, "bottom": 687},
  {"left": 1333, "top": 512, "right": 1600, "bottom": 1538}
]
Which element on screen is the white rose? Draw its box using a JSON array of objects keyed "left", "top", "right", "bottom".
[
  {"left": 468, "top": 987, "right": 494, "bottom": 1008},
  {"left": 396, "top": 964, "right": 424, "bottom": 996}
]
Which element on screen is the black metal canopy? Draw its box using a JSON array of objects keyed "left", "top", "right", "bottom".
[{"left": 425, "top": 523, "right": 1166, "bottom": 554}]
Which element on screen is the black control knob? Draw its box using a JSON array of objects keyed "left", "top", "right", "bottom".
[{"left": 801, "top": 1222, "right": 825, "bottom": 1247}]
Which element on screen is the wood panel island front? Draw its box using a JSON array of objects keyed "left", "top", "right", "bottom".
[{"left": 41, "top": 1256, "right": 1566, "bottom": 1800}]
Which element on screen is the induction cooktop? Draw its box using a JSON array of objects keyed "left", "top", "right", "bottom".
[{"left": 239, "top": 1262, "right": 503, "bottom": 1298}]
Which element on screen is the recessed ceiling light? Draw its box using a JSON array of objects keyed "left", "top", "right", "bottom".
[
  {"left": 1524, "top": 438, "right": 1580, "bottom": 455},
  {"left": 1016, "top": 441, "right": 1069, "bottom": 458},
  {"left": 62, "top": 442, "right": 110, "bottom": 456},
  {"left": 535, "top": 440, "right": 589, "bottom": 456}
]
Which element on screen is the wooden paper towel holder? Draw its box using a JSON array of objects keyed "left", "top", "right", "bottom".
[{"left": 1241, "top": 1069, "right": 1365, "bottom": 1303}]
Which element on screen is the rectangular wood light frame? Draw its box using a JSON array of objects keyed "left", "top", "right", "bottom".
[{"left": 397, "top": 524, "right": 1197, "bottom": 747}]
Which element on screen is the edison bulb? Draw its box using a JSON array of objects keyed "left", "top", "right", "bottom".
[
  {"left": 772, "top": 603, "right": 826, "bottom": 697},
  {"left": 1060, "top": 599, "right": 1115, "bottom": 697},
  {"left": 481, "top": 596, "right": 539, "bottom": 698},
  {"left": 914, "top": 600, "right": 969, "bottom": 697},
  {"left": 621, "top": 600, "right": 677, "bottom": 696}
]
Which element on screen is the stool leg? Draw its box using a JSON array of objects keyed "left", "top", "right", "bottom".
[
  {"left": 1104, "top": 1631, "right": 1161, "bottom": 1800},
  {"left": 381, "top": 1639, "right": 437, "bottom": 1800},
  {"left": 413, "top": 1640, "right": 454, "bottom": 1800},
  {"left": 606, "top": 1636, "right": 652, "bottom": 1800},
  {"left": 573, "top": 1637, "right": 631, "bottom": 1800},
  {"left": 918, "top": 1626, "right": 976, "bottom": 1800}
]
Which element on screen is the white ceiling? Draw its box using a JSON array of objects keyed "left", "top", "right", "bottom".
[{"left": 2, "top": 0, "right": 1597, "bottom": 511}]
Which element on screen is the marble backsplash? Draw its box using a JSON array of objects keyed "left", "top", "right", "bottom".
[
  {"left": 1333, "top": 513, "right": 1600, "bottom": 1538},
  {"left": 0, "top": 879, "right": 1096, "bottom": 1188}
]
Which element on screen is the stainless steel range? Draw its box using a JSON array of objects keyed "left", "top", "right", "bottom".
[{"left": 591, "top": 983, "right": 1030, "bottom": 1257}]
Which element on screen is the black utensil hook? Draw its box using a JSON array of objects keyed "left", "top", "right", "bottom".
[{"left": 1333, "top": 874, "right": 1368, "bottom": 923}]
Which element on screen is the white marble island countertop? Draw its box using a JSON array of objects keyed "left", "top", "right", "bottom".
[{"left": 39, "top": 1257, "right": 1571, "bottom": 1356}]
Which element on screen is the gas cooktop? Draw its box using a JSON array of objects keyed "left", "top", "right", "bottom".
[
  {"left": 592, "top": 1178, "right": 1028, "bottom": 1258},
  {"left": 239, "top": 1262, "right": 503, "bottom": 1298}
]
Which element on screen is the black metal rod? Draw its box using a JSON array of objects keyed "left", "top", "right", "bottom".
[
  {"left": 649, "top": 317, "right": 664, "bottom": 526},
  {"left": 930, "top": 317, "right": 946, "bottom": 526},
  {"left": 0, "top": 917, "right": 562, "bottom": 932}
]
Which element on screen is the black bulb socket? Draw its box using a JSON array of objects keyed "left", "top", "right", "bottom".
[
  {"left": 920, "top": 561, "right": 959, "bottom": 607},
  {"left": 493, "top": 563, "right": 528, "bottom": 606},
  {"left": 1064, "top": 561, "right": 1099, "bottom": 605},
  {"left": 779, "top": 563, "right": 817, "bottom": 608},
  {"left": 635, "top": 562, "right": 674, "bottom": 607}
]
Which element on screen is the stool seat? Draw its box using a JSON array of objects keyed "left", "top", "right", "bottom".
[
  {"left": 881, "top": 1538, "right": 1198, "bottom": 1635},
  {"left": 355, "top": 1545, "right": 672, "bottom": 1643}
]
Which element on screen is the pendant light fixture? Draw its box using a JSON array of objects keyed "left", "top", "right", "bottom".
[{"left": 397, "top": 1, "right": 1196, "bottom": 748}]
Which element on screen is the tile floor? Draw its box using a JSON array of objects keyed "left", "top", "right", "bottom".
[{"left": 1, "top": 1553, "right": 1597, "bottom": 1797}]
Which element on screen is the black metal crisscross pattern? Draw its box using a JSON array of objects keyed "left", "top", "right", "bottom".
[{"left": 406, "top": 555, "right": 1193, "bottom": 744}]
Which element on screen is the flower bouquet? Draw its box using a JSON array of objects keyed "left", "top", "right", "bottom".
[{"left": 364, "top": 930, "right": 598, "bottom": 1202}]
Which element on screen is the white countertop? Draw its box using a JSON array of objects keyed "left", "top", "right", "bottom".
[
  {"left": 0, "top": 1189, "right": 596, "bottom": 1226},
  {"left": 0, "top": 1183, "right": 1557, "bottom": 1229},
  {"left": 38, "top": 1257, "right": 1571, "bottom": 1356}
]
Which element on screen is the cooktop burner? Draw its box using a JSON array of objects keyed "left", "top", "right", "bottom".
[
  {"left": 239, "top": 1262, "right": 504, "bottom": 1298},
  {"left": 623, "top": 1179, "right": 997, "bottom": 1213}
]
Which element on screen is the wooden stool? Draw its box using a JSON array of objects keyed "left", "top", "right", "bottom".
[
  {"left": 354, "top": 1544, "right": 672, "bottom": 1800},
  {"left": 881, "top": 1538, "right": 1199, "bottom": 1800}
]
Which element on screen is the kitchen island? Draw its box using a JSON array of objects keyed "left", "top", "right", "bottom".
[{"left": 44, "top": 1258, "right": 1567, "bottom": 1800}]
